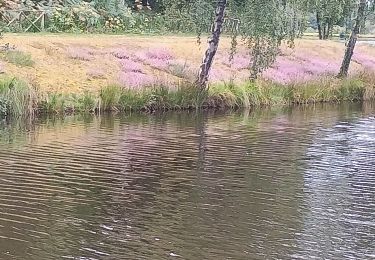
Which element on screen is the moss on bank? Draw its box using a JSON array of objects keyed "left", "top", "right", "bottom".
[{"left": 0, "top": 74, "right": 374, "bottom": 118}]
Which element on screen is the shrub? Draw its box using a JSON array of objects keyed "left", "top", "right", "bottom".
[
  {"left": 2, "top": 50, "right": 34, "bottom": 67},
  {"left": 50, "top": 3, "right": 101, "bottom": 32}
]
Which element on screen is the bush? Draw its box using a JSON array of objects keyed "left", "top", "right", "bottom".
[
  {"left": 2, "top": 50, "right": 34, "bottom": 67},
  {"left": 49, "top": 3, "right": 101, "bottom": 32}
]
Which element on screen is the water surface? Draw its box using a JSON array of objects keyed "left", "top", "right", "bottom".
[{"left": 0, "top": 103, "right": 374, "bottom": 259}]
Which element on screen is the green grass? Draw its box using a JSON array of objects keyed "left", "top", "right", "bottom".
[
  {"left": 208, "top": 76, "right": 375, "bottom": 108},
  {"left": 1, "top": 74, "right": 375, "bottom": 118},
  {"left": 2, "top": 50, "right": 34, "bottom": 67},
  {"left": 100, "top": 83, "right": 204, "bottom": 112},
  {"left": 99, "top": 85, "right": 122, "bottom": 111},
  {"left": 0, "top": 76, "right": 36, "bottom": 117}
]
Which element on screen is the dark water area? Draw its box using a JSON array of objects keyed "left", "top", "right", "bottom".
[{"left": 0, "top": 103, "right": 374, "bottom": 259}]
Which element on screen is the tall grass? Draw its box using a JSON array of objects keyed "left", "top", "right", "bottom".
[
  {"left": 1, "top": 74, "right": 375, "bottom": 117},
  {"left": 99, "top": 85, "right": 122, "bottom": 111},
  {"left": 208, "top": 75, "right": 375, "bottom": 108},
  {"left": 0, "top": 76, "right": 36, "bottom": 118},
  {"left": 39, "top": 92, "right": 98, "bottom": 114},
  {"left": 100, "top": 83, "right": 205, "bottom": 112}
]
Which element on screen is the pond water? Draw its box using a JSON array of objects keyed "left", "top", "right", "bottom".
[{"left": 0, "top": 103, "right": 374, "bottom": 259}]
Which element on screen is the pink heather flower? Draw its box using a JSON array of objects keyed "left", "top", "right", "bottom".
[
  {"left": 209, "top": 68, "right": 233, "bottom": 83},
  {"left": 67, "top": 47, "right": 94, "bottom": 61},
  {"left": 145, "top": 48, "right": 174, "bottom": 60},
  {"left": 262, "top": 67, "right": 313, "bottom": 84},
  {"left": 222, "top": 54, "right": 251, "bottom": 70},
  {"left": 111, "top": 48, "right": 131, "bottom": 59},
  {"left": 263, "top": 57, "right": 309, "bottom": 84},
  {"left": 303, "top": 57, "right": 338, "bottom": 75},
  {"left": 353, "top": 52, "right": 375, "bottom": 70},
  {"left": 147, "top": 58, "right": 170, "bottom": 70},
  {"left": 262, "top": 55, "right": 339, "bottom": 84},
  {"left": 120, "top": 59, "right": 144, "bottom": 73},
  {"left": 292, "top": 52, "right": 339, "bottom": 75},
  {"left": 119, "top": 72, "right": 154, "bottom": 88},
  {"left": 133, "top": 48, "right": 174, "bottom": 70},
  {"left": 87, "top": 68, "right": 106, "bottom": 79},
  {"left": 133, "top": 51, "right": 148, "bottom": 62}
]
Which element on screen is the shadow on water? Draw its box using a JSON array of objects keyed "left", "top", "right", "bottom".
[{"left": 0, "top": 102, "right": 374, "bottom": 259}]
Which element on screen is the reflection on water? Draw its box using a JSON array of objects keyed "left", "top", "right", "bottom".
[{"left": 0, "top": 103, "right": 374, "bottom": 259}]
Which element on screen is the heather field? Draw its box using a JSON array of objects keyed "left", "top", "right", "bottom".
[
  {"left": 1, "top": 34, "right": 375, "bottom": 92},
  {"left": 0, "top": 33, "right": 375, "bottom": 115}
]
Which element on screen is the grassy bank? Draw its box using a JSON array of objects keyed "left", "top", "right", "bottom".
[
  {"left": 1, "top": 34, "right": 375, "bottom": 117},
  {"left": 0, "top": 74, "right": 374, "bottom": 117}
]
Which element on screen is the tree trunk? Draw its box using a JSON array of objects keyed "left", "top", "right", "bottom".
[
  {"left": 326, "top": 19, "right": 333, "bottom": 39},
  {"left": 197, "top": 0, "right": 227, "bottom": 90},
  {"left": 322, "top": 23, "right": 327, "bottom": 39},
  {"left": 338, "top": 0, "right": 367, "bottom": 78},
  {"left": 317, "top": 12, "right": 323, "bottom": 40}
]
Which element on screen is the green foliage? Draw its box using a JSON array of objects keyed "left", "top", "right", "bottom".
[
  {"left": 100, "top": 84, "right": 122, "bottom": 111},
  {"left": 0, "top": 75, "right": 373, "bottom": 117},
  {"left": 94, "top": 0, "right": 130, "bottom": 15},
  {"left": 0, "top": 76, "right": 36, "bottom": 118},
  {"left": 305, "top": 0, "right": 355, "bottom": 34},
  {"left": 119, "top": 88, "right": 151, "bottom": 110},
  {"left": 100, "top": 83, "right": 204, "bottom": 112},
  {"left": 231, "top": 0, "right": 305, "bottom": 79},
  {"left": 2, "top": 50, "right": 34, "bottom": 67},
  {"left": 39, "top": 92, "right": 98, "bottom": 114},
  {"left": 208, "top": 76, "right": 375, "bottom": 108},
  {"left": 337, "top": 77, "right": 364, "bottom": 101},
  {"left": 49, "top": 3, "right": 102, "bottom": 32},
  {"left": 0, "top": 96, "right": 8, "bottom": 117},
  {"left": 208, "top": 81, "right": 290, "bottom": 108},
  {"left": 39, "top": 93, "right": 69, "bottom": 114},
  {"left": 78, "top": 91, "right": 98, "bottom": 112}
]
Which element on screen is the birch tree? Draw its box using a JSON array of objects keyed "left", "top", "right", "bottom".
[{"left": 338, "top": 0, "right": 367, "bottom": 77}]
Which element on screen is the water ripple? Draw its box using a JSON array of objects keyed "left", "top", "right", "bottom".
[{"left": 0, "top": 103, "right": 374, "bottom": 259}]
